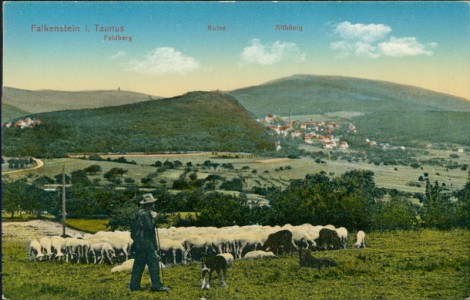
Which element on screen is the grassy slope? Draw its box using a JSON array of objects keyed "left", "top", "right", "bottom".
[
  {"left": 1, "top": 91, "right": 274, "bottom": 155},
  {"left": 2, "top": 87, "right": 159, "bottom": 115},
  {"left": 2, "top": 229, "right": 469, "bottom": 299},
  {"left": 1, "top": 103, "right": 30, "bottom": 122}
]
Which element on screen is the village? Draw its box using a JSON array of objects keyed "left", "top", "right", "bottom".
[
  {"left": 2, "top": 117, "right": 41, "bottom": 129},
  {"left": 257, "top": 114, "right": 358, "bottom": 150}
]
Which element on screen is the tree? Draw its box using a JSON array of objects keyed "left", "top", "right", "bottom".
[
  {"left": 196, "top": 192, "right": 250, "bottom": 226},
  {"left": 103, "top": 167, "right": 128, "bottom": 183},
  {"left": 54, "top": 173, "right": 71, "bottom": 184},
  {"left": 141, "top": 177, "right": 154, "bottom": 187},
  {"left": 1, "top": 177, "right": 50, "bottom": 217},
  {"left": 371, "top": 197, "right": 419, "bottom": 231},
  {"left": 454, "top": 170, "right": 470, "bottom": 228},
  {"left": 421, "top": 181, "right": 456, "bottom": 229},
  {"left": 84, "top": 164, "right": 102, "bottom": 175},
  {"left": 189, "top": 172, "right": 198, "bottom": 182},
  {"left": 108, "top": 202, "right": 139, "bottom": 231},
  {"left": 2, "top": 177, "right": 26, "bottom": 217},
  {"left": 33, "top": 175, "right": 55, "bottom": 187},
  {"left": 220, "top": 177, "right": 244, "bottom": 191},
  {"left": 71, "top": 170, "right": 91, "bottom": 186}
]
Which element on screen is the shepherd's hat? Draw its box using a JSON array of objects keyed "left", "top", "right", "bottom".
[{"left": 140, "top": 193, "right": 157, "bottom": 205}]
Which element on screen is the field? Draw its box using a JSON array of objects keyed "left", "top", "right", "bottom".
[
  {"left": 2, "top": 220, "right": 469, "bottom": 300},
  {"left": 3, "top": 149, "right": 468, "bottom": 195}
]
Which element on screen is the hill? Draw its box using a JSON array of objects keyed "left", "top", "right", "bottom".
[
  {"left": 1, "top": 87, "right": 159, "bottom": 118},
  {"left": 229, "top": 75, "right": 470, "bottom": 146},
  {"left": 229, "top": 74, "right": 470, "bottom": 117},
  {"left": 1, "top": 91, "right": 275, "bottom": 157},
  {"left": 1, "top": 103, "right": 30, "bottom": 122}
]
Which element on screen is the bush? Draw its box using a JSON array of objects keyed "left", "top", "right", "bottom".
[{"left": 371, "top": 198, "right": 419, "bottom": 231}]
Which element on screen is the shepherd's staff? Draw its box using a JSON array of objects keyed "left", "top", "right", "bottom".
[{"left": 154, "top": 212, "right": 165, "bottom": 284}]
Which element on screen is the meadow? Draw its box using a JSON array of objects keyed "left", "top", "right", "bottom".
[
  {"left": 2, "top": 226, "right": 469, "bottom": 300},
  {"left": 4, "top": 149, "right": 468, "bottom": 195}
]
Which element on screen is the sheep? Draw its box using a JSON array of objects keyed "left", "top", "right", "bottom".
[
  {"left": 201, "top": 253, "right": 232, "bottom": 290},
  {"left": 109, "top": 238, "right": 132, "bottom": 262},
  {"left": 299, "top": 248, "right": 337, "bottom": 269},
  {"left": 50, "top": 236, "right": 66, "bottom": 260},
  {"left": 159, "top": 238, "right": 185, "bottom": 265},
  {"left": 89, "top": 242, "right": 116, "bottom": 264},
  {"left": 39, "top": 237, "right": 53, "bottom": 260},
  {"left": 231, "top": 231, "right": 263, "bottom": 259},
  {"left": 316, "top": 228, "right": 342, "bottom": 251},
  {"left": 282, "top": 224, "right": 316, "bottom": 249},
  {"left": 30, "top": 225, "right": 352, "bottom": 268},
  {"left": 65, "top": 237, "right": 91, "bottom": 263},
  {"left": 28, "top": 239, "right": 44, "bottom": 261},
  {"left": 183, "top": 234, "right": 216, "bottom": 263},
  {"left": 335, "top": 227, "right": 348, "bottom": 249},
  {"left": 243, "top": 250, "right": 275, "bottom": 260},
  {"left": 354, "top": 231, "right": 366, "bottom": 248},
  {"left": 111, "top": 258, "right": 136, "bottom": 273},
  {"left": 110, "top": 259, "right": 154, "bottom": 273},
  {"left": 110, "top": 259, "right": 164, "bottom": 273},
  {"left": 217, "top": 253, "right": 234, "bottom": 267},
  {"left": 261, "top": 229, "right": 298, "bottom": 255}
]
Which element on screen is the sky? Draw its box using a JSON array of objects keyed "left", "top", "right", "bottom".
[{"left": 3, "top": 1, "right": 470, "bottom": 100}]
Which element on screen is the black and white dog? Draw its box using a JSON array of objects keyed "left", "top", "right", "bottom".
[{"left": 200, "top": 253, "right": 234, "bottom": 289}]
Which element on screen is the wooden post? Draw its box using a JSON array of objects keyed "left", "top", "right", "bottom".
[{"left": 62, "top": 166, "right": 66, "bottom": 237}]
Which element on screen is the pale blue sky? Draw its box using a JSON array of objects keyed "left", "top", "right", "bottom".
[{"left": 3, "top": 1, "right": 470, "bottom": 99}]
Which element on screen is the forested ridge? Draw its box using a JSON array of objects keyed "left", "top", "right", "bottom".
[{"left": 2, "top": 91, "right": 275, "bottom": 157}]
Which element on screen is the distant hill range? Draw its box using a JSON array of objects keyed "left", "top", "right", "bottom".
[
  {"left": 229, "top": 74, "right": 470, "bottom": 117},
  {"left": 2, "top": 75, "right": 470, "bottom": 156},
  {"left": 1, "top": 91, "right": 274, "bottom": 157},
  {"left": 2, "top": 87, "right": 159, "bottom": 120}
]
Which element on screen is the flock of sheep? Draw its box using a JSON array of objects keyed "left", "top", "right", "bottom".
[{"left": 28, "top": 223, "right": 366, "bottom": 269}]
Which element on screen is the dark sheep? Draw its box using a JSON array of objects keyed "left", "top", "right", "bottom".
[
  {"left": 261, "top": 229, "right": 298, "bottom": 255},
  {"left": 299, "top": 248, "right": 337, "bottom": 269},
  {"left": 316, "top": 228, "right": 342, "bottom": 251}
]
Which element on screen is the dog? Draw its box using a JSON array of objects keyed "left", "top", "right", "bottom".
[
  {"left": 200, "top": 253, "right": 233, "bottom": 289},
  {"left": 299, "top": 247, "right": 337, "bottom": 269}
]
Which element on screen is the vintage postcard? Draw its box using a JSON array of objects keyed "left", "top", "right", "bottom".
[{"left": 2, "top": 2, "right": 469, "bottom": 299}]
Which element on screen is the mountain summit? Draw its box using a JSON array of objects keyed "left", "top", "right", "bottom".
[{"left": 229, "top": 74, "right": 470, "bottom": 117}]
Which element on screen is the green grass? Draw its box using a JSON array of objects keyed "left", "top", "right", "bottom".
[
  {"left": 4, "top": 151, "right": 468, "bottom": 195},
  {"left": 2, "top": 229, "right": 469, "bottom": 299},
  {"left": 65, "top": 219, "right": 110, "bottom": 233}
]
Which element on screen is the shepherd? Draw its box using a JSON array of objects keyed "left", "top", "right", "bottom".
[{"left": 129, "top": 193, "right": 170, "bottom": 292}]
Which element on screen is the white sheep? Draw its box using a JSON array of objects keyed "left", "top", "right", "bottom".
[
  {"left": 65, "top": 237, "right": 90, "bottom": 263},
  {"left": 217, "top": 253, "right": 234, "bottom": 267},
  {"left": 159, "top": 238, "right": 185, "bottom": 265},
  {"left": 232, "top": 231, "right": 263, "bottom": 259},
  {"left": 335, "top": 227, "right": 348, "bottom": 249},
  {"left": 354, "top": 231, "right": 366, "bottom": 248},
  {"left": 89, "top": 242, "right": 116, "bottom": 264},
  {"left": 39, "top": 236, "right": 53, "bottom": 260},
  {"left": 110, "top": 259, "right": 163, "bottom": 273},
  {"left": 28, "top": 239, "right": 44, "bottom": 261},
  {"left": 243, "top": 250, "right": 275, "bottom": 260},
  {"left": 50, "top": 236, "right": 66, "bottom": 260}
]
